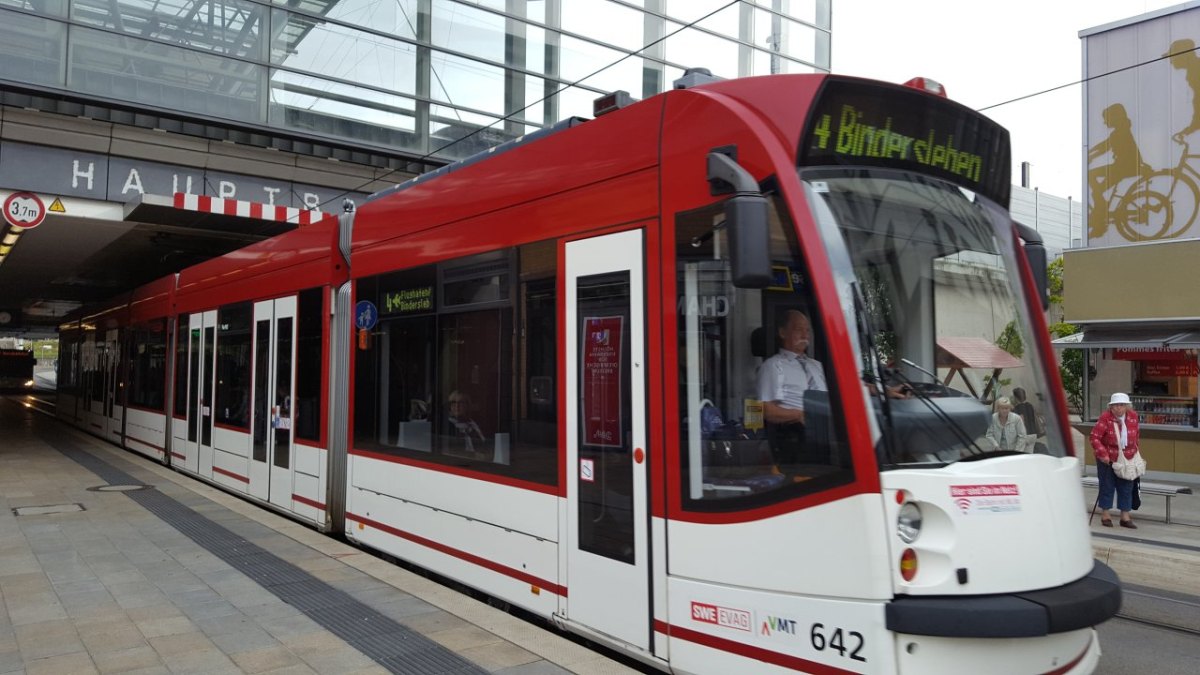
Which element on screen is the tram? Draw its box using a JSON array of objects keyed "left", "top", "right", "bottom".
[
  {"left": 57, "top": 72, "right": 1120, "bottom": 674},
  {"left": 0, "top": 346, "right": 35, "bottom": 389}
]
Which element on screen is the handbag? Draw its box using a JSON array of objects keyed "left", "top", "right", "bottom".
[{"left": 1112, "top": 448, "right": 1147, "bottom": 480}]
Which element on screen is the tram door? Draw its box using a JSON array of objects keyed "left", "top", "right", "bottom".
[
  {"left": 248, "top": 297, "right": 297, "bottom": 510},
  {"left": 183, "top": 311, "right": 218, "bottom": 476},
  {"left": 564, "top": 230, "right": 650, "bottom": 650}
]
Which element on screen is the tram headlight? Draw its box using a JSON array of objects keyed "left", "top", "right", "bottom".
[{"left": 897, "top": 502, "right": 922, "bottom": 543}]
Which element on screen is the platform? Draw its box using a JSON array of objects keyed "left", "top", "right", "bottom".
[{"left": 0, "top": 397, "right": 640, "bottom": 675}]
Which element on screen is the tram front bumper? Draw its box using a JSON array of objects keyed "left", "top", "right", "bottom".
[{"left": 885, "top": 560, "right": 1121, "bottom": 638}]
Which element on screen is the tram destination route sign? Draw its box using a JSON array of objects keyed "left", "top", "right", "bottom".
[{"left": 800, "top": 77, "right": 1012, "bottom": 207}]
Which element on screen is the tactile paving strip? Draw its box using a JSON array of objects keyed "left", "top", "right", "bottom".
[{"left": 47, "top": 430, "right": 488, "bottom": 675}]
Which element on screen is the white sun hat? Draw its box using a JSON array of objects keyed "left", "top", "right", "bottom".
[{"left": 1109, "top": 392, "right": 1131, "bottom": 406}]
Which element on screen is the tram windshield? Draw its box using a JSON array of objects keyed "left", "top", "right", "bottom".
[{"left": 802, "top": 167, "right": 1068, "bottom": 467}]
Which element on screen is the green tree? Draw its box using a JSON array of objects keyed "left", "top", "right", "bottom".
[
  {"left": 1047, "top": 257, "right": 1082, "bottom": 411},
  {"left": 996, "top": 320, "right": 1023, "bottom": 358}
]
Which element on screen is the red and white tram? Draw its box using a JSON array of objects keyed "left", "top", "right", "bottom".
[{"left": 57, "top": 72, "right": 1119, "bottom": 674}]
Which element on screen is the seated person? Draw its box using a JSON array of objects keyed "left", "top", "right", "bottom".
[
  {"left": 986, "top": 396, "right": 1026, "bottom": 451},
  {"left": 757, "top": 310, "right": 828, "bottom": 466},
  {"left": 443, "top": 389, "right": 485, "bottom": 455}
]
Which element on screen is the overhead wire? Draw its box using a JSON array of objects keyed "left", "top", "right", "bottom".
[{"left": 978, "top": 41, "right": 1199, "bottom": 112}]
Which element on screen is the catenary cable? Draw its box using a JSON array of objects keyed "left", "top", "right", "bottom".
[{"left": 979, "top": 42, "right": 1199, "bottom": 112}]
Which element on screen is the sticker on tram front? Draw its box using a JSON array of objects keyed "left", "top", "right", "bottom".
[{"left": 950, "top": 484, "right": 1021, "bottom": 514}]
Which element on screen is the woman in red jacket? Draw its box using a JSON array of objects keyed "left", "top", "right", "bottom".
[{"left": 1090, "top": 392, "right": 1140, "bottom": 528}]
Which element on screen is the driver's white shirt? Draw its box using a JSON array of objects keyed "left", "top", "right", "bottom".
[{"left": 757, "top": 349, "right": 827, "bottom": 411}]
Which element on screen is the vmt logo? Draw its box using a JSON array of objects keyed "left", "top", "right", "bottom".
[
  {"left": 690, "top": 602, "right": 751, "bottom": 632},
  {"left": 761, "top": 616, "right": 798, "bottom": 636}
]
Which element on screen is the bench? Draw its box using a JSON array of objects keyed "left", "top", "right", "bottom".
[{"left": 1081, "top": 476, "right": 1193, "bottom": 523}]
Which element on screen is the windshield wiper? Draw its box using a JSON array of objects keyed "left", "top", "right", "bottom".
[{"left": 887, "top": 362, "right": 988, "bottom": 458}]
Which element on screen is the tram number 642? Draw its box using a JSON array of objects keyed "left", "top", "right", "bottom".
[{"left": 810, "top": 623, "right": 867, "bottom": 662}]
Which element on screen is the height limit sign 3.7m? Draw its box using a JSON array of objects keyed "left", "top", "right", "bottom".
[{"left": 3, "top": 192, "right": 46, "bottom": 230}]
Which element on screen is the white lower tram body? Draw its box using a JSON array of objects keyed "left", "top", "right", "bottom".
[{"left": 342, "top": 453, "right": 1111, "bottom": 674}]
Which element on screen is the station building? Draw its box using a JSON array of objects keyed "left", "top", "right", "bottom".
[
  {"left": 0, "top": 0, "right": 832, "bottom": 335},
  {"left": 1061, "top": 1, "right": 1200, "bottom": 478},
  {"left": 0, "top": 0, "right": 1095, "bottom": 452}
]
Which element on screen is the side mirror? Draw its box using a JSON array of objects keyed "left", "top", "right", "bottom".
[
  {"left": 1013, "top": 221, "right": 1048, "bottom": 310},
  {"left": 707, "top": 150, "right": 773, "bottom": 288}
]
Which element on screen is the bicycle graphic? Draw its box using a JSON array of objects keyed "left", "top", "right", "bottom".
[{"left": 1092, "top": 132, "right": 1200, "bottom": 242}]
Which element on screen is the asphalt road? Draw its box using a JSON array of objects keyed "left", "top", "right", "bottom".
[{"left": 1094, "top": 584, "right": 1200, "bottom": 674}]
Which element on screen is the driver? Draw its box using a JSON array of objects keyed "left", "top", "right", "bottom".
[{"left": 758, "top": 310, "right": 827, "bottom": 465}]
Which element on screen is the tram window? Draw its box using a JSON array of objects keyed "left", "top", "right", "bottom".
[
  {"left": 188, "top": 328, "right": 200, "bottom": 443},
  {"left": 675, "top": 199, "right": 853, "bottom": 511},
  {"left": 295, "top": 287, "right": 323, "bottom": 443},
  {"left": 576, "top": 271, "right": 635, "bottom": 564},
  {"left": 253, "top": 318, "right": 270, "bottom": 463},
  {"left": 173, "top": 317, "right": 188, "bottom": 417},
  {"left": 352, "top": 240, "right": 558, "bottom": 486},
  {"left": 89, "top": 332, "right": 104, "bottom": 403},
  {"left": 58, "top": 331, "right": 79, "bottom": 394},
  {"left": 128, "top": 320, "right": 167, "bottom": 410},
  {"left": 215, "top": 302, "right": 252, "bottom": 429}
]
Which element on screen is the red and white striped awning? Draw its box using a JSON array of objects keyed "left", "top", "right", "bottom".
[{"left": 172, "top": 192, "right": 325, "bottom": 226}]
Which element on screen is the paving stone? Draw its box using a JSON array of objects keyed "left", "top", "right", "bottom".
[
  {"left": 79, "top": 624, "right": 150, "bottom": 654},
  {"left": 179, "top": 598, "right": 241, "bottom": 622},
  {"left": 22, "top": 650, "right": 98, "bottom": 675},
  {"left": 125, "top": 604, "right": 184, "bottom": 623},
  {"left": 7, "top": 602, "right": 68, "bottom": 626},
  {"left": 208, "top": 626, "right": 281, "bottom": 654},
  {"left": 458, "top": 641, "right": 542, "bottom": 672},
  {"left": 427, "top": 625, "right": 503, "bottom": 652},
  {"left": 136, "top": 615, "right": 197, "bottom": 639},
  {"left": 401, "top": 609, "right": 474, "bottom": 635},
  {"left": 157, "top": 648, "right": 241, "bottom": 675},
  {"left": 115, "top": 590, "right": 171, "bottom": 610},
  {"left": 146, "top": 630, "right": 215, "bottom": 658},
  {"left": 293, "top": 645, "right": 376, "bottom": 675},
  {"left": 259, "top": 613, "right": 325, "bottom": 642},
  {"left": 230, "top": 645, "right": 305, "bottom": 673},
  {"left": 0, "top": 650, "right": 24, "bottom": 674},
  {"left": 493, "top": 662, "right": 575, "bottom": 675},
  {"left": 91, "top": 645, "right": 164, "bottom": 674}
]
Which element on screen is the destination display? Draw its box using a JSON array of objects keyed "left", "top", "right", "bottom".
[
  {"left": 800, "top": 77, "right": 1012, "bottom": 207},
  {"left": 382, "top": 286, "right": 433, "bottom": 315}
]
